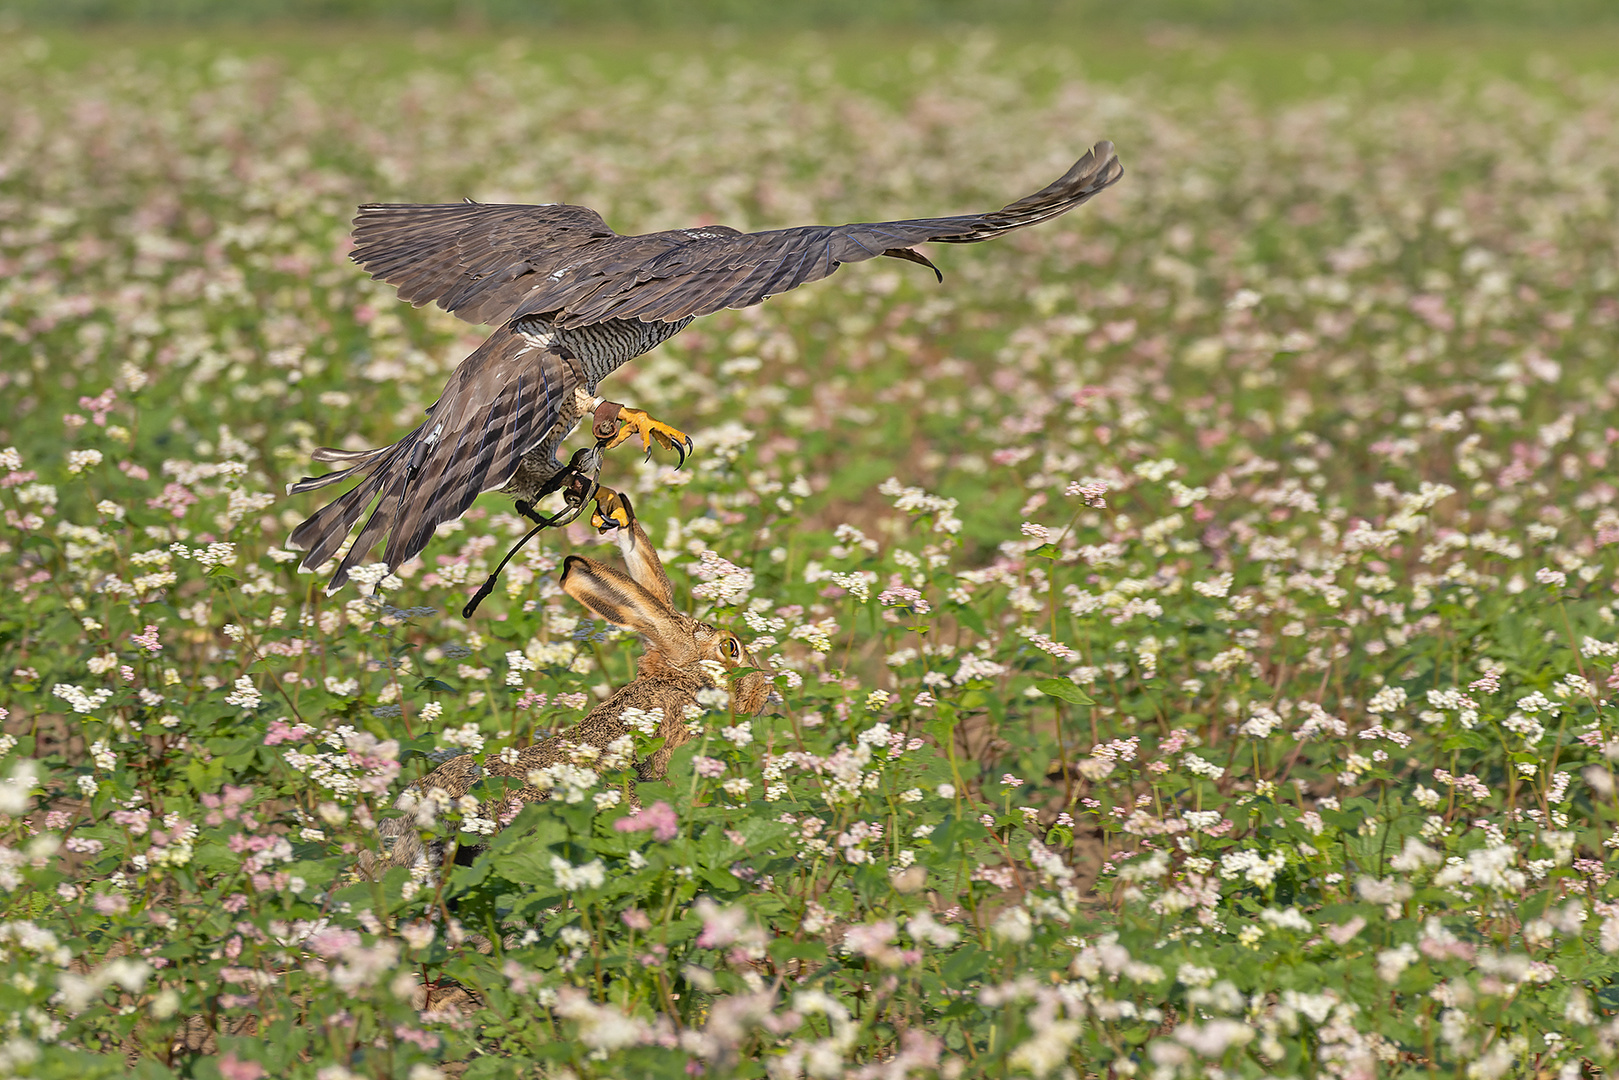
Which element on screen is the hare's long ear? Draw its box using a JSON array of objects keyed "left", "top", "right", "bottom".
[
  {"left": 561, "top": 555, "right": 690, "bottom": 657},
  {"left": 615, "top": 514, "right": 675, "bottom": 608}
]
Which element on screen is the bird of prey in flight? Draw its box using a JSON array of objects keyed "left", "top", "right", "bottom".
[{"left": 288, "top": 141, "right": 1123, "bottom": 591}]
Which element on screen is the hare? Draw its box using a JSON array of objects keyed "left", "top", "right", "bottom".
[{"left": 361, "top": 488, "right": 772, "bottom": 881}]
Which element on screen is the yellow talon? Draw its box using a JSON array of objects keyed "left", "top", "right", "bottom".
[
  {"left": 605, "top": 407, "right": 692, "bottom": 466},
  {"left": 591, "top": 488, "right": 633, "bottom": 533}
]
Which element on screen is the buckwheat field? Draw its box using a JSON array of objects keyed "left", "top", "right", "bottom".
[{"left": 3, "top": 27, "right": 1619, "bottom": 1080}]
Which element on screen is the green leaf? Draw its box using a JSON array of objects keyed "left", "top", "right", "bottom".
[
  {"left": 1441, "top": 730, "right": 1491, "bottom": 752},
  {"left": 1034, "top": 678, "right": 1094, "bottom": 705},
  {"left": 952, "top": 603, "right": 988, "bottom": 636}
]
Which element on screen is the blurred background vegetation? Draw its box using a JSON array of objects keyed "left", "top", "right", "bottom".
[
  {"left": 2, "top": 0, "right": 1617, "bottom": 28},
  {"left": 4, "top": 0, "right": 1616, "bottom": 104}
]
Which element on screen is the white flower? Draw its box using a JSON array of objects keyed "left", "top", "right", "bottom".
[
  {"left": 223, "top": 676, "right": 262, "bottom": 710},
  {"left": 1259, "top": 906, "right": 1311, "bottom": 932},
  {"left": 526, "top": 762, "right": 599, "bottom": 803},
  {"left": 619, "top": 706, "right": 664, "bottom": 736},
  {"left": 695, "top": 687, "right": 730, "bottom": 712},
  {"left": 1009, "top": 1020, "right": 1082, "bottom": 1077},
  {"left": 1177, "top": 963, "right": 1218, "bottom": 988},
  {"left": 1377, "top": 943, "right": 1419, "bottom": 983},
  {"left": 439, "top": 724, "right": 485, "bottom": 753},
  {"left": 1366, "top": 686, "right": 1407, "bottom": 714},
  {"left": 51, "top": 684, "right": 113, "bottom": 715},
  {"left": 550, "top": 856, "right": 606, "bottom": 891},
  {"left": 66, "top": 449, "right": 103, "bottom": 474},
  {"left": 991, "top": 905, "right": 1032, "bottom": 943},
  {"left": 0, "top": 760, "right": 40, "bottom": 816}
]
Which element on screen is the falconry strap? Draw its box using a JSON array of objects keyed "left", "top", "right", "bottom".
[{"left": 462, "top": 437, "right": 610, "bottom": 619}]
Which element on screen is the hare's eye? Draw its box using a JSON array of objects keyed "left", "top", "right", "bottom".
[{"left": 725, "top": 637, "right": 741, "bottom": 660}]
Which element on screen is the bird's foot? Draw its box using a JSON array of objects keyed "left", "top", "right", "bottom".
[
  {"left": 590, "top": 486, "right": 634, "bottom": 532},
  {"left": 603, "top": 407, "right": 693, "bottom": 467}
]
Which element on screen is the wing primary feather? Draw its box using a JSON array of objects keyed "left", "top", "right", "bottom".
[{"left": 881, "top": 247, "right": 944, "bottom": 282}]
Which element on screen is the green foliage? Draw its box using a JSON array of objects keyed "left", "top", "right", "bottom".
[
  {"left": 2, "top": 25, "right": 1619, "bottom": 1080},
  {"left": 6, "top": 0, "right": 1619, "bottom": 28}
]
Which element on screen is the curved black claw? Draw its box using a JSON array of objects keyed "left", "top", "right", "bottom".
[{"left": 591, "top": 488, "right": 633, "bottom": 533}]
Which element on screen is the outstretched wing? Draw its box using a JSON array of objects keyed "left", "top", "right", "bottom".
[
  {"left": 352, "top": 141, "right": 1122, "bottom": 329},
  {"left": 287, "top": 321, "right": 574, "bottom": 589},
  {"left": 350, "top": 202, "right": 618, "bottom": 327},
  {"left": 546, "top": 140, "right": 1123, "bottom": 327}
]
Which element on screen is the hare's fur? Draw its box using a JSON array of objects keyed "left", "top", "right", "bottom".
[{"left": 360, "top": 496, "right": 771, "bottom": 881}]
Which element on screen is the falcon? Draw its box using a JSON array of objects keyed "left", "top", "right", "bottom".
[{"left": 288, "top": 141, "right": 1123, "bottom": 590}]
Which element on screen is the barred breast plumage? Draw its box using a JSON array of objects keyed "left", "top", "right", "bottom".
[
  {"left": 500, "top": 314, "right": 697, "bottom": 506},
  {"left": 555, "top": 315, "right": 696, "bottom": 389}
]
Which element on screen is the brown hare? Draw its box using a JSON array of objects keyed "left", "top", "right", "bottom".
[{"left": 362, "top": 489, "right": 772, "bottom": 881}]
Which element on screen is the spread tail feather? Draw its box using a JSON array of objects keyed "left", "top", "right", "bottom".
[
  {"left": 287, "top": 445, "right": 392, "bottom": 497},
  {"left": 284, "top": 321, "right": 576, "bottom": 592},
  {"left": 286, "top": 432, "right": 418, "bottom": 587}
]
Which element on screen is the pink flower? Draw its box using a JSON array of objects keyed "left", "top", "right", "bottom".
[
  {"left": 218, "top": 1053, "right": 266, "bottom": 1080},
  {"left": 878, "top": 580, "right": 931, "bottom": 613},
  {"left": 130, "top": 625, "right": 161, "bottom": 653},
  {"left": 393, "top": 1026, "right": 439, "bottom": 1051},
  {"left": 614, "top": 801, "right": 680, "bottom": 843},
  {"left": 263, "top": 719, "right": 315, "bottom": 746},
  {"left": 694, "top": 897, "right": 761, "bottom": 950},
  {"left": 93, "top": 893, "right": 129, "bottom": 915},
  {"left": 1326, "top": 916, "right": 1366, "bottom": 945},
  {"left": 146, "top": 483, "right": 197, "bottom": 518},
  {"left": 78, "top": 389, "right": 117, "bottom": 426},
  {"left": 305, "top": 928, "right": 361, "bottom": 959},
  {"left": 693, "top": 756, "right": 726, "bottom": 779}
]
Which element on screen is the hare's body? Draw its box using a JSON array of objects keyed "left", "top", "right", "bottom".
[{"left": 361, "top": 493, "right": 770, "bottom": 882}]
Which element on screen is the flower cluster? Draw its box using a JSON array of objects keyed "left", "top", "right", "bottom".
[{"left": 3, "top": 26, "right": 1619, "bottom": 1080}]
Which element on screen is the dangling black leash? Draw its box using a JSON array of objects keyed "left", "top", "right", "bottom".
[
  {"left": 462, "top": 447, "right": 602, "bottom": 619},
  {"left": 462, "top": 401, "right": 660, "bottom": 618}
]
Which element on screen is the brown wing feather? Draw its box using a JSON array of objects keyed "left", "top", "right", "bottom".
[
  {"left": 543, "top": 140, "right": 1123, "bottom": 326},
  {"left": 350, "top": 202, "right": 617, "bottom": 327},
  {"left": 287, "top": 323, "right": 574, "bottom": 589},
  {"left": 350, "top": 142, "right": 1121, "bottom": 330}
]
